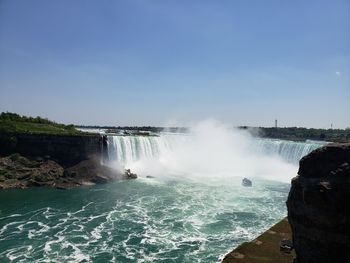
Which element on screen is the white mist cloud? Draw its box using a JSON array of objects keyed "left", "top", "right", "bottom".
[
  {"left": 335, "top": 71, "right": 341, "bottom": 76},
  {"left": 125, "top": 119, "right": 297, "bottom": 183}
]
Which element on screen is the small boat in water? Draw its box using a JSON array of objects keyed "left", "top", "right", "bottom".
[{"left": 242, "top": 178, "right": 252, "bottom": 187}]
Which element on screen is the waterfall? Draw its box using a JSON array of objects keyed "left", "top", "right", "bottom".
[
  {"left": 106, "top": 133, "right": 324, "bottom": 166},
  {"left": 253, "top": 138, "right": 323, "bottom": 163},
  {"left": 107, "top": 135, "right": 164, "bottom": 164}
]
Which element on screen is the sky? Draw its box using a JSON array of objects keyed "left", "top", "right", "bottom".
[{"left": 0, "top": 0, "right": 349, "bottom": 128}]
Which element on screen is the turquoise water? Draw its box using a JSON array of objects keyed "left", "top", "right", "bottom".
[
  {"left": 1, "top": 129, "right": 322, "bottom": 262},
  {"left": 0, "top": 176, "right": 289, "bottom": 262}
]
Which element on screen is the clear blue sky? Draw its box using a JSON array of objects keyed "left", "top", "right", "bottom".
[{"left": 0, "top": 0, "right": 349, "bottom": 128}]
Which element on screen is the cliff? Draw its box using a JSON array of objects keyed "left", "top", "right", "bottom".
[
  {"left": 0, "top": 132, "right": 137, "bottom": 189},
  {"left": 287, "top": 143, "right": 350, "bottom": 263},
  {"left": 0, "top": 132, "right": 108, "bottom": 167},
  {"left": 0, "top": 154, "right": 131, "bottom": 189}
]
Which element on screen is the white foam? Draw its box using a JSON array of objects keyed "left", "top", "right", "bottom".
[{"left": 106, "top": 120, "right": 320, "bottom": 183}]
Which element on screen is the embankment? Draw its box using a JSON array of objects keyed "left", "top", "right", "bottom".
[{"left": 0, "top": 132, "right": 134, "bottom": 189}]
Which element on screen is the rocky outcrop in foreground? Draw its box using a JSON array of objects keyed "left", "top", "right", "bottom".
[
  {"left": 0, "top": 154, "right": 135, "bottom": 189},
  {"left": 287, "top": 143, "right": 350, "bottom": 263}
]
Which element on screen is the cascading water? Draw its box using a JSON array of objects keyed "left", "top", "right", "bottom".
[
  {"left": 253, "top": 138, "right": 323, "bottom": 163},
  {"left": 107, "top": 135, "right": 166, "bottom": 164},
  {"left": 0, "top": 123, "right": 327, "bottom": 263},
  {"left": 106, "top": 133, "right": 323, "bottom": 167}
]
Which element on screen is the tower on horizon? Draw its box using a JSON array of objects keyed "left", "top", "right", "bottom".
[{"left": 275, "top": 119, "right": 278, "bottom": 128}]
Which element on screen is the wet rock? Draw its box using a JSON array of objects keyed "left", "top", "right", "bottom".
[
  {"left": 125, "top": 169, "right": 137, "bottom": 179},
  {"left": 287, "top": 143, "right": 350, "bottom": 263},
  {"left": 65, "top": 156, "right": 126, "bottom": 185}
]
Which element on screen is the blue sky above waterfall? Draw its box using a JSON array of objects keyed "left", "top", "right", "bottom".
[{"left": 0, "top": 0, "right": 349, "bottom": 128}]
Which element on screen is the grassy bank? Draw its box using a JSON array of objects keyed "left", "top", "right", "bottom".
[{"left": 0, "top": 112, "right": 84, "bottom": 135}]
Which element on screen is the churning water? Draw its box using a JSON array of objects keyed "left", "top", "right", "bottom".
[{"left": 0, "top": 123, "right": 324, "bottom": 262}]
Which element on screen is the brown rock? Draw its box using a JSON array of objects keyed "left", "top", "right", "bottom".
[
  {"left": 0, "top": 154, "right": 133, "bottom": 190},
  {"left": 65, "top": 156, "right": 128, "bottom": 185}
]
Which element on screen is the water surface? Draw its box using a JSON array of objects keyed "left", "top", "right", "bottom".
[{"left": 0, "top": 177, "right": 289, "bottom": 262}]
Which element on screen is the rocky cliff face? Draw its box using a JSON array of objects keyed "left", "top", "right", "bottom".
[
  {"left": 287, "top": 143, "right": 350, "bottom": 263},
  {"left": 0, "top": 132, "right": 128, "bottom": 189},
  {"left": 0, "top": 133, "right": 108, "bottom": 167},
  {"left": 0, "top": 154, "right": 135, "bottom": 189}
]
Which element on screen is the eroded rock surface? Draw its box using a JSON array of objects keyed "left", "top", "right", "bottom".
[
  {"left": 0, "top": 154, "right": 133, "bottom": 189},
  {"left": 65, "top": 157, "right": 129, "bottom": 186},
  {"left": 287, "top": 143, "right": 350, "bottom": 263}
]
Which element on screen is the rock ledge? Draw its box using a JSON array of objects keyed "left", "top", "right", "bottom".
[{"left": 287, "top": 143, "right": 350, "bottom": 263}]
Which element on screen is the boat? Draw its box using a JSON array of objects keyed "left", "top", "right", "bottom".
[{"left": 242, "top": 178, "right": 252, "bottom": 187}]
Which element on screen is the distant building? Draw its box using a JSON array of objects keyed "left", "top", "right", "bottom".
[{"left": 275, "top": 119, "right": 278, "bottom": 128}]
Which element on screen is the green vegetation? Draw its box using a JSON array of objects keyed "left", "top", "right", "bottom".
[
  {"left": 3, "top": 111, "right": 348, "bottom": 141},
  {"left": 239, "top": 126, "right": 350, "bottom": 143},
  {"left": 0, "top": 112, "right": 83, "bottom": 135}
]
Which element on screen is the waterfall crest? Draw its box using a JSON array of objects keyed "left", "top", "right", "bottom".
[{"left": 107, "top": 133, "right": 323, "bottom": 166}]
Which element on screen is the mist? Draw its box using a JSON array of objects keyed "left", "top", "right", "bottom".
[{"left": 119, "top": 119, "right": 297, "bottom": 183}]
